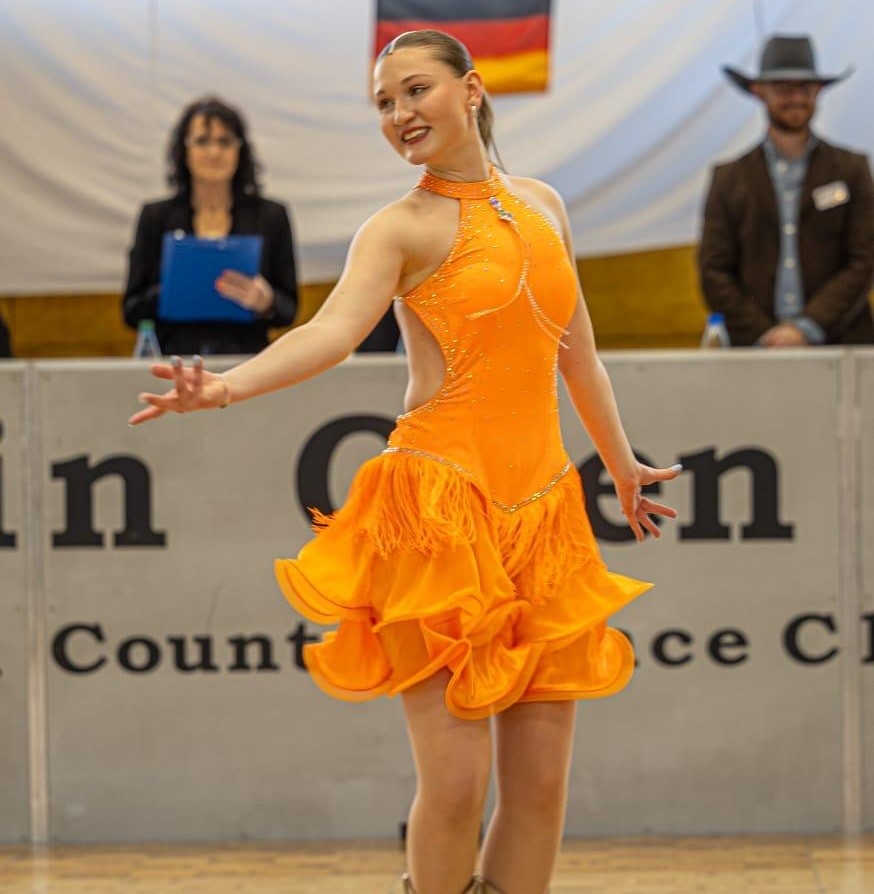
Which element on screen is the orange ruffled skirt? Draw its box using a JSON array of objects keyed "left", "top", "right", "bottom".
[{"left": 274, "top": 451, "right": 650, "bottom": 719}]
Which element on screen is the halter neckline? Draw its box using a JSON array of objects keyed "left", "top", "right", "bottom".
[{"left": 417, "top": 166, "right": 503, "bottom": 199}]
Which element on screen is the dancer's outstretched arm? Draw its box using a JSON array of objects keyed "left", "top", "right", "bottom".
[{"left": 129, "top": 209, "right": 406, "bottom": 426}]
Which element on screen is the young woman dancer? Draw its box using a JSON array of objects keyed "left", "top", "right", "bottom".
[{"left": 130, "top": 30, "right": 680, "bottom": 894}]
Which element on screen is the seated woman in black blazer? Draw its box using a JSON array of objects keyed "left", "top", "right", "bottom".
[{"left": 123, "top": 96, "right": 298, "bottom": 356}]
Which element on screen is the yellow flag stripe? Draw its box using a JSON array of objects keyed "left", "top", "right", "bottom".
[{"left": 474, "top": 49, "right": 550, "bottom": 94}]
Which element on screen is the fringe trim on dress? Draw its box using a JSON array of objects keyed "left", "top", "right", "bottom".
[{"left": 275, "top": 450, "right": 649, "bottom": 719}]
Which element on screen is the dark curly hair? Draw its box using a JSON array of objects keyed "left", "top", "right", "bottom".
[{"left": 167, "top": 95, "right": 261, "bottom": 198}]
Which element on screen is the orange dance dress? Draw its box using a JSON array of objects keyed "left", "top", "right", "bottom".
[{"left": 274, "top": 167, "right": 651, "bottom": 720}]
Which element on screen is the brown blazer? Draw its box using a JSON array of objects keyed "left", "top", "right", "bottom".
[{"left": 698, "top": 138, "right": 874, "bottom": 345}]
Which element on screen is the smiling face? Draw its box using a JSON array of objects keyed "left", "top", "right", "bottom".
[
  {"left": 752, "top": 80, "right": 822, "bottom": 134},
  {"left": 373, "top": 46, "right": 481, "bottom": 167},
  {"left": 184, "top": 113, "right": 241, "bottom": 188}
]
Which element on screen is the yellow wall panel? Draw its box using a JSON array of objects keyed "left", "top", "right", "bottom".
[{"left": 0, "top": 246, "right": 719, "bottom": 357}]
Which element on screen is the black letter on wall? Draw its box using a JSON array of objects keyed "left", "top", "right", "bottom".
[
  {"left": 296, "top": 415, "right": 395, "bottom": 518},
  {"left": 288, "top": 622, "right": 319, "bottom": 670},
  {"left": 707, "top": 629, "right": 749, "bottom": 666},
  {"left": 168, "top": 635, "right": 220, "bottom": 673},
  {"left": 0, "top": 420, "right": 17, "bottom": 548},
  {"left": 783, "top": 613, "right": 838, "bottom": 664},
  {"left": 862, "top": 613, "right": 874, "bottom": 665},
  {"left": 678, "top": 447, "right": 793, "bottom": 541},
  {"left": 51, "top": 454, "right": 166, "bottom": 548},
  {"left": 52, "top": 623, "right": 107, "bottom": 674},
  {"left": 651, "top": 630, "right": 693, "bottom": 666},
  {"left": 227, "top": 634, "right": 280, "bottom": 672},
  {"left": 118, "top": 637, "right": 162, "bottom": 673}
]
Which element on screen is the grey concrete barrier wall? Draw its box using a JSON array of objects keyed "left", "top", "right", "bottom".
[
  {"left": 560, "top": 353, "right": 848, "bottom": 834},
  {"left": 860, "top": 354, "right": 874, "bottom": 832},
  {"left": 1, "top": 350, "right": 871, "bottom": 842},
  {"left": 0, "top": 363, "right": 32, "bottom": 842},
  {"left": 38, "top": 361, "right": 412, "bottom": 843}
]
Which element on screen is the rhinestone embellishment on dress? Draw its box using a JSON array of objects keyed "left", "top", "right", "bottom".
[
  {"left": 473, "top": 194, "right": 569, "bottom": 347},
  {"left": 415, "top": 167, "right": 571, "bottom": 348},
  {"left": 488, "top": 196, "right": 515, "bottom": 222}
]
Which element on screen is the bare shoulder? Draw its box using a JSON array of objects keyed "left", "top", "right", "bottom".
[
  {"left": 506, "top": 174, "right": 565, "bottom": 205},
  {"left": 346, "top": 196, "right": 421, "bottom": 260},
  {"left": 502, "top": 173, "right": 571, "bottom": 245},
  {"left": 360, "top": 186, "right": 447, "bottom": 237},
  {"left": 503, "top": 174, "right": 568, "bottom": 227},
  {"left": 357, "top": 195, "right": 412, "bottom": 237},
  {"left": 342, "top": 189, "right": 454, "bottom": 296}
]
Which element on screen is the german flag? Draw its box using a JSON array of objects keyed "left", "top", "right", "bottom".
[{"left": 375, "top": 0, "right": 552, "bottom": 94}]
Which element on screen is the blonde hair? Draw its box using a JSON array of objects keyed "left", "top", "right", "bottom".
[{"left": 377, "top": 29, "right": 502, "bottom": 166}]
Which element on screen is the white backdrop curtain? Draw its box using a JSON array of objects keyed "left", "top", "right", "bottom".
[{"left": 0, "top": 0, "right": 871, "bottom": 293}]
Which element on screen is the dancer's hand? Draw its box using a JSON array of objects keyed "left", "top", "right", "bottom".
[
  {"left": 615, "top": 462, "right": 682, "bottom": 542},
  {"left": 128, "top": 355, "right": 231, "bottom": 426}
]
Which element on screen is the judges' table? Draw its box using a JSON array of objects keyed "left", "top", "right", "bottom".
[{"left": 0, "top": 349, "right": 871, "bottom": 843}]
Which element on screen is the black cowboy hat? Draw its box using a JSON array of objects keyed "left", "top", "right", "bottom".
[{"left": 723, "top": 34, "right": 853, "bottom": 94}]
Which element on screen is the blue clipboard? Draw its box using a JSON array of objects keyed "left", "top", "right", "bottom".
[{"left": 158, "top": 232, "right": 263, "bottom": 323}]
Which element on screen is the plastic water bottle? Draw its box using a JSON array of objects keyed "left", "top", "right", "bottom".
[
  {"left": 700, "top": 312, "right": 731, "bottom": 348},
  {"left": 133, "top": 320, "right": 162, "bottom": 358}
]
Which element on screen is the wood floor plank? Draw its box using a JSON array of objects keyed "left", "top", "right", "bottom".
[{"left": 0, "top": 836, "right": 872, "bottom": 894}]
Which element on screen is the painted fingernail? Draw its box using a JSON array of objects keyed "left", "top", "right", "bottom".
[
  {"left": 171, "top": 355, "right": 182, "bottom": 367},
  {"left": 192, "top": 355, "right": 203, "bottom": 367},
  {"left": 670, "top": 463, "right": 683, "bottom": 472}
]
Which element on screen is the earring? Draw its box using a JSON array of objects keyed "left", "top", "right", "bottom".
[{"left": 470, "top": 104, "right": 478, "bottom": 115}]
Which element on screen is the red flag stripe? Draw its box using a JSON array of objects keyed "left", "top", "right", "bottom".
[{"left": 374, "top": 15, "right": 549, "bottom": 60}]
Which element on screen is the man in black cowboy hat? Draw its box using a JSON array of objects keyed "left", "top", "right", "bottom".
[{"left": 698, "top": 34, "right": 873, "bottom": 346}]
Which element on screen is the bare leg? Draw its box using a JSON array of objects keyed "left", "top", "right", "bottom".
[
  {"left": 479, "top": 700, "right": 577, "bottom": 894},
  {"left": 402, "top": 669, "right": 492, "bottom": 894}
]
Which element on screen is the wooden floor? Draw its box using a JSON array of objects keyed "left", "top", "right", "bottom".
[{"left": 1, "top": 835, "right": 873, "bottom": 894}]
